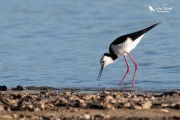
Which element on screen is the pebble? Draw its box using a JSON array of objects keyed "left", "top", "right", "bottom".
[
  {"left": 132, "top": 97, "right": 140, "bottom": 102},
  {"left": 100, "top": 114, "right": 111, "bottom": 119},
  {"left": 104, "top": 103, "right": 114, "bottom": 109},
  {"left": 70, "top": 108, "right": 79, "bottom": 112},
  {"left": 0, "top": 105, "right": 4, "bottom": 111},
  {"left": 3, "top": 115, "right": 13, "bottom": 119},
  {"left": 83, "top": 95, "right": 91, "bottom": 101},
  {"left": 103, "top": 91, "right": 110, "bottom": 94},
  {"left": 124, "top": 102, "right": 131, "bottom": 108},
  {"left": 13, "top": 114, "right": 19, "bottom": 118},
  {"left": 26, "top": 104, "right": 34, "bottom": 111},
  {"left": 31, "top": 115, "right": 40, "bottom": 120},
  {"left": 161, "top": 103, "right": 169, "bottom": 107},
  {"left": 19, "top": 118, "right": 26, "bottom": 120},
  {"left": 104, "top": 95, "right": 114, "bottom": 103},
  {"left": 68, "top": 95, "right": 77, "bottom": 101},
  {"left": 115, "top": 94, "right": 121, "bottom": 99},
  {"left": 83, "top": 114, "right": 90, "bottom": 120},
  {"left": 132, "top": 104, "right": 142, "bottom": 110},
  {"left": 110, "top": 99, "right": 117, "bottom": 104},
  {"left": 159, "top": 109, "right": 169, "bottom": 113},
  {"left": 144, "top": 98, "right": 149, "bottom": 101},
  {"left": 95, "top": 95, "right": 101, "bottom": 100},
  {"left": 78, "top": 99, "right": 85, "bottom": 103},
  {"left": 6, "top": 107, "right": 11, "bottom": 112},
  {"left": 65, "top": 92, "right": 71, "bottom": 96},
  {"left": 150, "top": 96, "right": 156, "bottom": 100},
  {"left": 55, "top": 118, "right": 61, "bottom": 120},
  {"left": 80, "top": 103, "right": 87, "bottom": 108},
  {"left": 94, "top": 113, "right": 110, "bottom": 119},
  {"left": 34, "top": 108, "right": 41, "bottom": 111},
  {"left": 171, "top": 102, "right": 180, "bottom": 109},
  {"left": 58, "top": 98, "right": 68, "bottom": 105},
  {"left": 142, "top": 101, "right": 152, "bottom": 109}
]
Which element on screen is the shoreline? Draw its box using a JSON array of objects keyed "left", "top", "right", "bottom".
[
  {"left": 0, "top": 85, "right": 177, "bottom": 93},
  {"left": 0, "top": 86, "right": 179, "bottom": 120}
]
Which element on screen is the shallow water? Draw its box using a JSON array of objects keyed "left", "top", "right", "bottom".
[{"left": 0, "top": 0, "right": 179, "bottom": 92}]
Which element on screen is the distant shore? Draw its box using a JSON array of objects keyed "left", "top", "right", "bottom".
[{"left": 0, "top": 85, "right": 179, "bottom": 120}]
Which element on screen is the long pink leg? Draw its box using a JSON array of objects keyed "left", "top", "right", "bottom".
[
  {"left": 127, "top": 53, "right": 138, "bottom": 86},
  {"left": 119, "top": 55, "right": 130, "bottom": 86}
]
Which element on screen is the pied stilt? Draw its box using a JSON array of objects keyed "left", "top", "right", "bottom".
[{"left": 97, "top": 22, "right": 161, "bottom": 86}]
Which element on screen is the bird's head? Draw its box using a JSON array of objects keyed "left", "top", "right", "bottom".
[{"left": 97, "top": 53, "right": 116, "bottom": 80}]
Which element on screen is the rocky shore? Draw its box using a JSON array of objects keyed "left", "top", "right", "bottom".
[{"left": 0, "top": 86, "right": 179, "bottom": 120}]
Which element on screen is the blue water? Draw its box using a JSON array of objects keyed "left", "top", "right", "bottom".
[{"left": 0, "top": 0, "right": 179, "bottom": 92}]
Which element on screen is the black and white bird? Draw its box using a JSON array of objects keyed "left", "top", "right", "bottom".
[{"left": 97, "top": 22, "right": 161, "bottom": 86}]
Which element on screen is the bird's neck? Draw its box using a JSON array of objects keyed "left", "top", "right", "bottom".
[
  {"left": 104, "top": 52, "right": 118, "bottom": 61},
  {"left": 110, "top": 53, "right": 118, "bottom": 61},
  {"left": 109, "top": 47, "right": 118, "bottom": 60}
]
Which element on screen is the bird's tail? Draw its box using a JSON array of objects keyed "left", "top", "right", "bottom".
[{"left": 140, "top": 21, "right": 162, "bottom": 34}]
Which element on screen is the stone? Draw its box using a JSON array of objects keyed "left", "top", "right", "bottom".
[
  {"left": 65, "top": 92, "right": 71, "bottom": 96},
  {"left": 159, "top": 109, "right": 169, "bottom": 113},
  {"left": 39, "top": 116, "right": 43, "bottom": 120},
  {"left": 83, "top": 114, "right": 90, "bottom": 120},
  {"left": 110, "top": 99, "right": 117, "bottom": 104},
  {"left": 100, "top": 113, "right": 111, "bottom": 119},
  {"left": 104, "top": 103, "right": 114, "bottom": 109},
  {"left": 132, "top": 94, "right": 137, "bottom": 98},
  {"left": 55, "top": 118, "right": 61, "bottom": 120},
  {"left": 19, "top": 118, "right": 26, "bottom": 120},
  {"left": 171, "top": 102, "right": 180, "bottom": 109},
  {"left": 7, "top": 107, "right": 11, "bottom": 112},
  {"left": 94, "top": 113, "right": 110, "bottom": 119},
  {"left": 132, "top": 104, "right": 142, "bottom": 110},
  {"left": 127, "top": 93, "right": 132, "bottom": 98},
  {"left": 68, "top": 95, "right": 76, "bottom": 101},
  {"left": 57, "top": 98, "right": 68, "bottom": 106},
  {"left": 150, "top": 96, "right": 156, "bottom": 100},
  {"left": 31, "top": 115, "right": 40, "bottom": 120},
  {"left": 78, "top": 99, "right": 85, "bottom": 103},
  {"left": 95, "top": 95, "right": 101, "bottom": 100},
  {"left": 103, "top": 91, "right": 110, "bottom": 94},
  {"left": 34, "top": 108, "right": 41, "bottom": 111},
  {"left": 13, "top": 114, "right": 19, "bottom": 118},
  {"left": 7, "top": 99, "right": 18, "bottom": 107},
  {"left": 144, "top": 98, "right": 149, "bottom": 101},
  {"left": 142, "top": 101, "right": 152, "bottom": 109},
  {"left": 124, "top": 102, "right": 131, "bottom": 108},
  {"left": 104, "top": 95, "right": 114, "bottom": 103},
  {"left": 12, "top": 85, "right": 27, "bottom": 91},
  {"left": 161, "top": 103, "right": 169, "bottom": 107},
  {"left": 115, "top": 94, "right": 121, "bottom": 99},
  {"left": 3, "top": 115, "right": 13, "bottom": 119},
  {"left": 0, "top": 85, "right": 9, "bottom": 91},
  {"left": 83, "top": 95, "right": 91, "bottom": 101},
  {"left": 94, "top": 114, "right": 103, "bottom": 119},
  {"left": 132, "top": 97, "right": 140, "bottom": 102},
  {"left": 70, "top": 108, "right": 79, "bottom": 112},
  {"left": 26, "top": 104, "right": 34, "bottom": 111},
  {"left": 0, "top": 105, "right": 4, "bottom": 111},
  {"left": 80, "top": 103, "right": 87, "bottom": 108}
]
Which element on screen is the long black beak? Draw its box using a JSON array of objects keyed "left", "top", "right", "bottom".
[{"left": 97, "top": 65, "right": 104, "bottom": 80}]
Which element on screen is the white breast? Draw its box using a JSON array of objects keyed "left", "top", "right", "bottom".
[{"left": 111, "top": 34, "right": 144, "bottom": 55}]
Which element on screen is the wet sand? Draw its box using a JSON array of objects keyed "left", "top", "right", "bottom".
[{"left": 0, "top": 86, "right": 179, "bottom": 120}]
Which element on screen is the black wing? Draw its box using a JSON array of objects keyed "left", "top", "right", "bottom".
[{"left": 111, "top": 22, "right": 161, "bottom": 45}]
